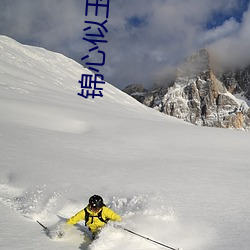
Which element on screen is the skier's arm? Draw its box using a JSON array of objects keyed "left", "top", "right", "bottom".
[
  {"left": 67, "top": 209, "right": 85, "bottom": 225},
  {"left": 104, "top": 207, "right": 122, "bottom": 222}
]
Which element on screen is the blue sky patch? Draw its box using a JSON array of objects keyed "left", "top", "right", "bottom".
[
  {"left": 206, "top": 0, "right": 249, "bottom": 29},
  {"left": 126, "top": 15, "right": 147, "bottom": 28}
]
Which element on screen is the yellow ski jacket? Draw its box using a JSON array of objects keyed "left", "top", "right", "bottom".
[{"left": 67, "top": 206, "right": 121, "bottom": 233}]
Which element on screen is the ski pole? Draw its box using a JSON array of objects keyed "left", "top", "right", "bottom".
[
  {"left": 122, "top": 227, "right": 180, "bottom": 250},
  {"left": 37, "top": 220, "right": 48, "bottom": 231}
]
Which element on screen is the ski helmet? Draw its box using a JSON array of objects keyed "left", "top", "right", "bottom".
[{"left": 89, "top": 195, "right": 104, "bottom": 210}]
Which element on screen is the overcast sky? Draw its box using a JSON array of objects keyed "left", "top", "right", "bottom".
[{"left": 0, "top": 0, "right": 249, "bottom": 89}]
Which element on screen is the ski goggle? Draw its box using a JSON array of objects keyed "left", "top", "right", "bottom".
[{"left": 89, "top": 204, "right": 101, "bottom": 211}]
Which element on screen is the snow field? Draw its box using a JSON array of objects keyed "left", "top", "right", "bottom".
[{"left": 0, "top": 36, "right": 250, "bottom": 250}]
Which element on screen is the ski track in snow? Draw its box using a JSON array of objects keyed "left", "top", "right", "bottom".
[
  {"left": 0, "top": 99, "right": 91, "bottom": 134},
  {"left": 0, "top": 180, "right": 211, "bottom": 250}
]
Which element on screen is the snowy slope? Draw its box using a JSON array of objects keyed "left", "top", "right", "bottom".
[{"left": 0, "top": 36, "right": 250, "bottom": 250}]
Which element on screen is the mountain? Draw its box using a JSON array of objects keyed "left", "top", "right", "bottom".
[
  {"left": 217, "top": 66, "right": 250, "bottom": 99},
  {"left": 123, "top": 49, "right": 250, "bottom": 130},
  {"left": 1, "top": 36, "right": 250, "bottom": 250}
]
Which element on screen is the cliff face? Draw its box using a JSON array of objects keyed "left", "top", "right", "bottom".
[
  {"left": 124, "top": 49, "right": 250, "bottom": 130},
  {"left": 218, "top": 66, "right": 250, "bottom": 99}
]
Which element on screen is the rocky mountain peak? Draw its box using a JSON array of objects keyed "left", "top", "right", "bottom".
[
  {"left": 123, "top": 49, "right": 250, "bottom": 130},
  {"left": 177, "top": 49, "right": 210, "bottom": 78}
]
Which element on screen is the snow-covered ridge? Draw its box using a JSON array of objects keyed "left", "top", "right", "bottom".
[
  {"left": 0, "top": 35, "right": 145, "bottom": 106},
  {"left": 0, "top": 35, "right": 156, "bottom": 134}
]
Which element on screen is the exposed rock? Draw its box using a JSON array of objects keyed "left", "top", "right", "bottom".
[
  {"left": 123, "top": 84, "right": 146, "bottom": 95},
  {"left": 123, "top": 49, "right": 250, "bottom": 130},
  {"left": 217, "top": 66, "right": 250, "bottom": 99},
  {"left": 123, "top": 84, "right": 147, "bottom": 103}
]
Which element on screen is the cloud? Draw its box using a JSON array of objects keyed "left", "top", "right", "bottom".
[
  {"left": 200, "top": 18, "right": 240, "bottom": 45},
  {"left": 209, "top": 4, "right": 250, "bottom": 68},
  {"left": 0, "top": 0, "right": 249, "bottom": 89}
]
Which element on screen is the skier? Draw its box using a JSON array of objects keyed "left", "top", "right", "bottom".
[{"left": 66, "top": 194, "right": 122, "bottom": 239}]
